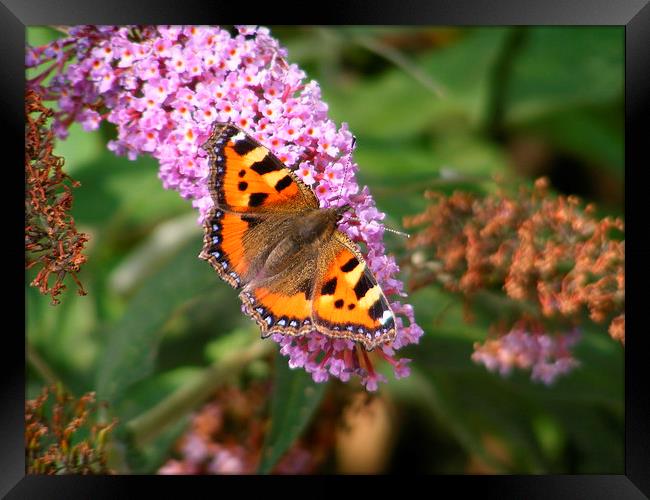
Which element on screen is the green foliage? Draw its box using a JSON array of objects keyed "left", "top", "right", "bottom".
[
  {"left": 257, "top": 353, "right": 328, "bottom": 474},
  {"left": 504, "top": 27, "right": 623, "bottom": 123},
  {"left": 95, "top": 238, "right": 219, "bottom": 405},
  {"left": 26, "top": 26, "right": 623, "bottom": 474}
]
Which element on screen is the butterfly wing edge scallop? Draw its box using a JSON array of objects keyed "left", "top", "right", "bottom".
[
  {"left": 198, "top": 206, "right": 244, "bottom": 289},
  {"left": 238, "top": 287, "right": 318, "bottom": 338}
]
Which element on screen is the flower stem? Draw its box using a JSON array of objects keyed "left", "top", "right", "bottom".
[
  {"left": 352, "top": 34, "right": 447, "bottom": 99},
  {"left": 27, "top": 342, "right": 65, "bottom": 389},
  {"left": 481, "top": 27, "right": 527, "bottom": 138},
  {"left": 125, "top": 339, "right": 274, "bottom": 448}
]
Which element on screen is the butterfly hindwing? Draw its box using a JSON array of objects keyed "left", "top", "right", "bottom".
[
  {"left": 199, "top": 207, "right": 252, "bottom": 288},
  {"left": 311, "top": 231, "right": 396, "bottom": 350},
  {"left": 203, "top": 123, "right": 318, "bottom": 213},
  {"left": 239, "top": 249, "right": 319, "bottom": 337},
  {"left": 200, "top": 208, "right": 309, "bottom": 290},
  {"left": 240, "top": 284, "right": 315, "bottom": 337}
]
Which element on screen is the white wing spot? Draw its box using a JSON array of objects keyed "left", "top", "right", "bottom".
[{"left": 379, "top": 309, "right": 393, "bottom": 325}]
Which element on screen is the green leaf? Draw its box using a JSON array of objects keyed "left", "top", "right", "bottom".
[
  {"left": 95, "top": 238, "right": 221, "bottom": 405},
  {"left": 204, "top": 328, "right": 257, "bottom": 364},
  {"left": 257, "top": 352, "right": 328, "bottom": 474},
  {"left": 26, "top": 279, "right": 98, "bottom": 395},
  {"left": 72, "top": 152, "right": 190, "bottom": 228},
  {"left": 120, "top": 414, "right": 190, "bottom": 474},
  {"left": 117, "top": 366, "right": 204, "bottom": 423},
  {"left": 124, "top": 338, "right": 272, "bottom": 448},
  {"left": 515, "top": 103, "right": 624, "bottom": 178},
  {"left": 107, "top": 212, "right": 202, "bottom": 297},
  {"left": 323, "top": 28, "right": 510, "bottom": 139},
  {"left": 26, "top": 26, "right": 60, "bottom": 47},
  {"left": 399, "top": 282, "right": 623, "bottom": 473},
  {"left": 505, "top": 27, "right": 623, "bottom": 124},
  {"left": 116, "top": 367, "right": 202, "bottom": 473}
]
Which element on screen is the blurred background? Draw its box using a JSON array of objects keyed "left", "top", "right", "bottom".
[{"left": 26, "top": 26, "right": 623, "bottom": 474}]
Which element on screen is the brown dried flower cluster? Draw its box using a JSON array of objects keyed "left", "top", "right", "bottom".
[
  {"left": 159, "top": 382, "right": 340, "bottom": 474},
  {"left": 403, "top": 178, "right": 624, "bottom": 343},
  {"left": 26, "top": 384, "right": 116, "bottom": 474},
  {"left": 25, "top": 89, "right": 88, "bottom": 304}
]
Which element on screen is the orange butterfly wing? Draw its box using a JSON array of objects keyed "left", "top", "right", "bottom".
[
  {"left": 203, "top": 123, "right": 317, "bottom": 213},
  {"left": 199, "top": 208, "right": 256, "bottom": 288},
  {"left": 311, "top": 231, "right": 396, "bottom": 350},
  {"left": 239, "top": 260, "right": 318, "bottom": 337},
  {"left": 199, "top": 123, "right": 318, "bottom": 289},
  {"left": 200, "top": 122, "right": 396, "bottom": 350},
  {"left": 236, "top": 231, "right": 397, "bottom": 349}
]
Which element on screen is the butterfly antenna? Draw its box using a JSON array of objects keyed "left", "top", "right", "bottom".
[
  {"left": 332, "top": 134, "right": 356, "bottom": 209},
  {"left": 346, "top": 216, "right": 410, "bottom": 238},
  {"left": 385, "top": 226, "right": 411, "bottom": 238},
  {"left": 338, "top": 135, "right": 408, "bottom": 238}
]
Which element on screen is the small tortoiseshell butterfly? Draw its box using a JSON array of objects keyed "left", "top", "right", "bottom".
[{"left": 198, "top": 123, "right": 396, "bottom": 351}]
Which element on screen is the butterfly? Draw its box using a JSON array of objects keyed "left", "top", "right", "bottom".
[{"left": 198, "top": 122, "right": 396, "bottom": 351}]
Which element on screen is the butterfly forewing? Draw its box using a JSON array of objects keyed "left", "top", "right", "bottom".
[{"left": 203, "top": 123, "right": 318, "bottom": 213}]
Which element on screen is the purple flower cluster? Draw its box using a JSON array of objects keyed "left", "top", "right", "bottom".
[
  {"left": 157, "top": 394, "right": 318, "bottom": 475},
  {"left": 27, "top": 25, "right": 423, "bottom": 390},
  {"left": 471, "top": 327, "right": 581, "bottom": 385},
  {"left": 159, "top": 430, "right": 249, "bottom": 474}
]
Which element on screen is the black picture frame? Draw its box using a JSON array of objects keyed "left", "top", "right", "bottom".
[{"left": 7, "top": 1, "right": 648, "bottom": 497}]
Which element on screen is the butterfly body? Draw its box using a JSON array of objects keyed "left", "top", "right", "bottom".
[{"left": 199, "top": 123, "right": 396, "bottom": 351}]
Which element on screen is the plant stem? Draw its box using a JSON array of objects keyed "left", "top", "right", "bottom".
[
  {"left": 126, "top": 339, "right": 274, "bottom": 448},
  {"left": 27, "top": 342, "right": 65, "bottom": 389},
  {"left": 353, "top": 34, "right": 446, "bottom": 99},
  {"left": 482, "top": 27, "right": 528, "bottom": 139}
]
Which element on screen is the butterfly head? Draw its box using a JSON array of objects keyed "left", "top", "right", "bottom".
[{"left": 335, "top": 203, "right": 352, "bottom": 221}]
